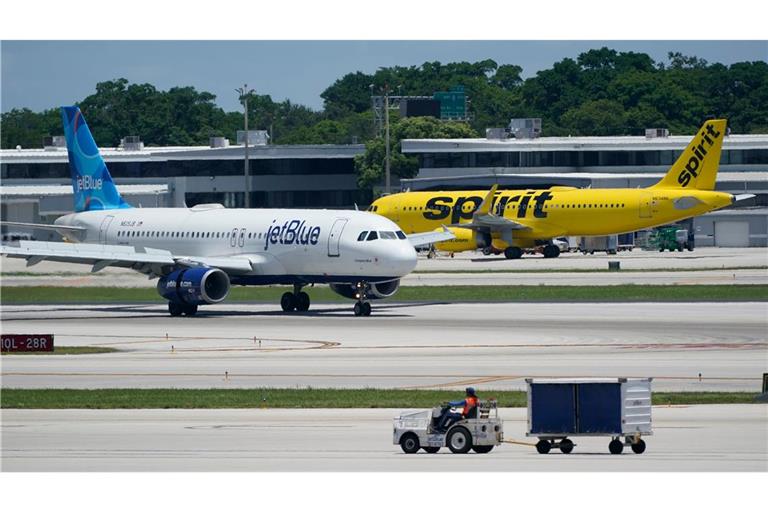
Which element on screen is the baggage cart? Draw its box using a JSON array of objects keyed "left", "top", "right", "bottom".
[{"left": 526, "top": 378, "right": 652, "bottom": 455}]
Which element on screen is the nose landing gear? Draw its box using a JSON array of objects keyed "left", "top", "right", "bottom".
[{"left": 353, "top": 281, "right": 372, "bottom": 316}]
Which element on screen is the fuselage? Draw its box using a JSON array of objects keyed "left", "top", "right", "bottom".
[
  {"left": 55, "top": 206, "right": 417, "bottom": 284},
  {"left": 372, "top": 187, "right": 734, "bottom": 247}
]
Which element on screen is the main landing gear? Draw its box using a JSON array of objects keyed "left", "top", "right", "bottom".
[
  {"left": 168, "top": 302, "right": 198, "bottom": 317},
  {"left": 281, "top": 284, "right": 311, "bottom": 312},
  {"left": 542, "top": 244, "right": 561, "bottom": 258},
  {"left": 504, "top": 246, "right": 523, "bottom": 259},
  {"left": 353, "top": 281, "right": 372, "bottom": 317}
]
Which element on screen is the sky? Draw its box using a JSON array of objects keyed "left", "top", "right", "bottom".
[{"left": 1, "top": 40, "right": 766, "bottom": 114}]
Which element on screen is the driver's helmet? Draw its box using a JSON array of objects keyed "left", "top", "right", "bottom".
[{"left": 466, "top": 387, "right": 476, "bottom": 397}]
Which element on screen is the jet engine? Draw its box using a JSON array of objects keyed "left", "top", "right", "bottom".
[
  {"left": 329, "top": 279, "right": 400, "bottom": 300},
  {"left": 434, "top": 227, "right": 491, "bottom": 252},
  {"left": 157, "top": 267, "right": 230, "bottom": 305}
]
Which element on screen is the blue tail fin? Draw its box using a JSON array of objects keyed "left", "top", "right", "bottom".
[{"left": 61, "top": 106, "right": 131, "bottom": 212}]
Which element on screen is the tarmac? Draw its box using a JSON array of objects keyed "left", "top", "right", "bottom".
[
  {"left": 2, "top": 405, "right": 766, "bottom": 471},
  {"left": 2, "top": 302, "right": 765, "bottom": 391},
  {"left": 2, "top": 247, "right": 767, "bottom": 287}
]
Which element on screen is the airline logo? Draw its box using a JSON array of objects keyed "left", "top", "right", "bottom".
[
  {"left": 678, "top": 123, "right": 721, "bottom": 187},
  {"left": 264, "top": 219, "right": 321, "bottom": 250},
  {"left": 76, "top": 175, "right": 103, "bottom": 192},
  {"left": 423, "top": 191, "right": 555, "bottom": 222}
]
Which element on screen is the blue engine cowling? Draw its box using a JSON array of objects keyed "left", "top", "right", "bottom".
[{"left": 157, "top": 267, "right": 230, "bottom": 305}]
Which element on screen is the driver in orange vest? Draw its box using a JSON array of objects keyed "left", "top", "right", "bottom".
[{"left": 437, "top": 387, "right": 479, "bottom": 432}]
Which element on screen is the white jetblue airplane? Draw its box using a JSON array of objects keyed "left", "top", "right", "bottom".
[{"left": 0, "top": 106, "right": 452, "bottom": 316}]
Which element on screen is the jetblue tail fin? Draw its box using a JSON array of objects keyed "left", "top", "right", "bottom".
[
  {"left": 652, "top": 119, "right": 726, "bottom": 191},
  {"left": 61, "top": 106, "right": 131, "bottom": 212}
]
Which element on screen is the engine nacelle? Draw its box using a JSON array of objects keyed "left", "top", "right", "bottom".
[
  {"left": 157, "top": 267, "right": 230, "bottom": 305},
  {"left": 329, "top": 279, "right": 400, "bottom": 300},
  {"left": 434, "top": 227, "right": 490, "bottom": 252}
]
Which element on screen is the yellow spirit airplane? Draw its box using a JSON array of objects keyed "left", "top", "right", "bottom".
[{"left": 370, "top": 119, "right": 753, "bottom": 259}]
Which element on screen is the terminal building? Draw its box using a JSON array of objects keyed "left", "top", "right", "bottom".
[
  {"left": 2, "top": 126, "right": 767, "bottom": 246},
  {"left": 399, "top": 129, "right": 768, "bottom": 247}
]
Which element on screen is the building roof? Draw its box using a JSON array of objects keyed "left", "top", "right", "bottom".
[
  {"left": 0, "top": 184, "right": 168, "bottom": 198},
  {"left": 0, "top": 144, "right": 365, "bottom": 164},
  {"left": 401, "top": 134, "right": 768, "bottom": 153}
]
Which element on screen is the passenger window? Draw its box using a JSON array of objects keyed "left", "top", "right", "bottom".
[
  {"left": 366, "top": 231, "right": 378, "bottom": 241},
  {"left": 396, "top": 231, "right": 407, "bottom": 240},
  {"left": 358, "top": 231, "right": 368, "bottom": 241}
]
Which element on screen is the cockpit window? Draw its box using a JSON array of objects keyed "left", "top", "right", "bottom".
[
  {"left": 357, "top": 231, "right": 368, "bottom": 241},
  {"left": 379, "top": 231, "right": 397, "bottom": 240},
  {"left": 366, "top": 231, "right": 379, "bottom": 241},
  {"left": 396, "top": 231, "right": 407, "bottom": 240}
]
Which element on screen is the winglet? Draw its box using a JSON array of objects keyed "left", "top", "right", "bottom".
[{"left": 476, "top": 184, "right": 499, "bottom": 216}]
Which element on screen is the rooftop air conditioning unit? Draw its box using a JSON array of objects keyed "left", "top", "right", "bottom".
[
  {"left": 210, "top": 137, "right": 230, "bottom": 148},
  {"left": 237, "top": 130, "right": 269, "bottom": 146},
  {"left": 509, "top": 118, "right": 542, "bottom": 139},
  {"left": 42, "top": 135, "right": 66, "bottom": 151},
  {"left": 486, "top": 128, "right": 508, "bottom": 140},
  {"left": 121, "top": 136, "right": 144, "bottom": 151},
  {"left": 645, "top": 128, "right": 669, "bottom": 138}
]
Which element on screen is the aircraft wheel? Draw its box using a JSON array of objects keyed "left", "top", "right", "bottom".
[
  {"left": 280, "top": 292, "right": 296, "bottom": 312},
  {"left": 504, "top": 247, "right": 522, "bottom": 260},
  {"left": 423, "top": 447, "right": 440, "bottom": 454},
  {"left": 471, "top": 445, "right": 493, "bottom": 454},
  {"left": 609, "top": 439, "right": 624, "bottom": 455},
  {"left": 353, "top": 302, "right": 363, "bottom": 316},
  {"left": 400, "top": 433, "right": 420, "bottom": 454},
  {"left": 535, "top": 440, "right": 551, "bottom": 454},
  {"left": 362, "top": 302, "right": 371, "bottom": 316},
  {"left": 295, "top": 292, "right": 310, "bottom": 312},
  {"left": 183, "top": 304, "right": 198, "bottom": 316},
  {"left": 631, "top": 439, "right": 646, "bottom": 454},
  {"left": 543, "top": 245, "right": 561, "bottom": 258},
  {"left": 559, "top": 438, "right": 574, "bottom": 454},
  {"left": 447, "top": 427, "right": 472, "bottom": 454},
  {"left": 168, "top": 302, "right": 184, "bottom": 317}
]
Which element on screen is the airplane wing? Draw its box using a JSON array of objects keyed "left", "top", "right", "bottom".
[
  {"left": 1, "top": 240, "right": 254, "bottom": 276},
  {"left": 407, "top": 226, "right": 456, "bottom": 248}
]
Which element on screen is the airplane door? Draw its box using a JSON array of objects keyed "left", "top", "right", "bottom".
[
  {"left": 98, "top": 215, "right": 114, "bottom": 244},
  {"left": 327, "top": 218, "right": 348, "bottom": 257},
  {"left": 639, "top": 192, "right": 653, "bottom": 219}
]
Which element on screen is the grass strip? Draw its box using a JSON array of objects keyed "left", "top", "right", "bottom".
[
  {"left": 0, "top": 388, "right": 760, "bottom": 409},
  {"left": 1, "top": 346, "right": 119, "bottom": 356},
  {"left": 1, "top": 285, "right": 767, "bottom": 304}
]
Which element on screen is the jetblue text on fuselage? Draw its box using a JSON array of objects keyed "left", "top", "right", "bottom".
[
  {"left": 264, "top": 219, "right": 321, "bottom": 250},
  {"left": 76, "top": 175, "right": 103, "bottom": 192}
]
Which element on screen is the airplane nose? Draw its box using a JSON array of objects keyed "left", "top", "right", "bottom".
[{"left": 393, "top": 243, "right": 418, "bottom": 276}]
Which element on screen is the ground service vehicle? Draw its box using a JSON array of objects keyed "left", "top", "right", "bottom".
[
  {"left": 650, "top": 226, "right": 694, "bottom": 251},
  {"left": 394, "top": 400, "right": 503, "bottom": 454},
  {"left": 526, "top": 378, "right": 652, "bottom": 455}
]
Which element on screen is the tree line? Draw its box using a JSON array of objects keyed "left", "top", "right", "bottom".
[{"left": 2, "top": 47, "right": 766, "bottom": 188}]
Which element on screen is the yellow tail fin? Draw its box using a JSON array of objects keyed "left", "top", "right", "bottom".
[{"left": 652, "top": 119, "right": 726, "bottom": 191}]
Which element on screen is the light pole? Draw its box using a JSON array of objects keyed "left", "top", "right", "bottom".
[
  {"left": 384, "top": 84, "right": 391, "bottom": 195},
  {"left": 236, "top": 84, "right": 254, "bottom": 208}
]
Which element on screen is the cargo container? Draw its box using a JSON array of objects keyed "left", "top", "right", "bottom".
[{"left": 526, "top": 378, "right": 652, "bottom": 455}]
